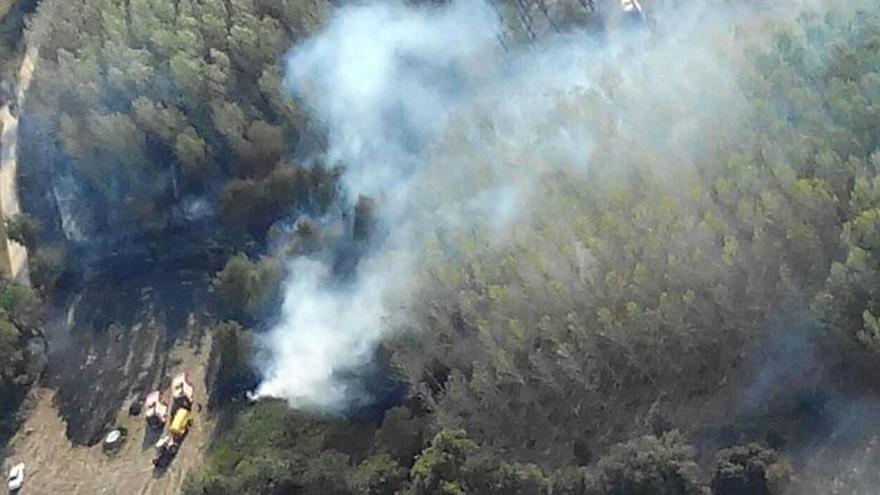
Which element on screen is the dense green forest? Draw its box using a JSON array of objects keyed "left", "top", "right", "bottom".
[
  {"left": 3, "top": 0, "right": 880, "bottom": 493},
  {"left": 192, "top": 2, "right": 880, "bottom": 494},
  {"left": 22, "top": 0, "right": 338, "bottom": 246}
]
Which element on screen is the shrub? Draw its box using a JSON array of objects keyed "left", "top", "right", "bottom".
[
  {"left": 213, "top": 253, "right": 283, "bottom": 322},
  {"left": 301, "top": 451, "right": 355, "bottom": 495},
  {"left": 4, "top": 213, "right": 40, "bottom": 250},
  {"left": 711, "top": 444, "right": 792, "bottom": 495},
  {"left": 598, "top": 431, "right": 702, "bottom": 495},
  {"left": 410, "top": 429, "right": 478, "bottom": 495},
  {"left": 375, "top": 406, "right": 426, "bottom": 466},
  {"left": 484, "top": 462, "right": 550, "bottom": 495},
  {"left": 29, "top": 244, "right": 66, "bottom": 296},
  {"left": 352, "top": 454, "right": 406, "bottom": 495},
  {"left": 550, "top": 467, "right": 600, "bottom": 495}
]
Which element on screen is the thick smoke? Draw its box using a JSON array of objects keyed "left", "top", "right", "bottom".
[{"left": 256, "top": 0, "right": 762, "bottom": 410}]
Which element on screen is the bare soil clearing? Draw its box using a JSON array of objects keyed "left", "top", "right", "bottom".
[{"left": 1, "top": 335, "right": 213, "bottom": 495}]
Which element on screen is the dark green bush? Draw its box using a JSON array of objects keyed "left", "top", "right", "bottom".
[
  {"left": 598, "top": 431, "right": 702, "bottom": 495},
  {"left": 711, "top": 444, "right": 792, "bottom": 495}
]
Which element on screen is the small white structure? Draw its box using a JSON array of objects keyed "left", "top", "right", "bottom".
[
  {"left": 144, "top": 391, "right": 169, "bottom": 428},
  {"left": 171, "top": 372, "right": 194, "bottom": 410},
  {"left": 103, "top": 428, "right": 127, "bottom": 453},
  {"left": 6, "top": 462, "right": 24, "bottom": 492},
  {"left": 105, "top": 430, "right": 122, "bottom": 444},
  {"left": 620, "top": 0, "right": 643, "bottom": 13}
]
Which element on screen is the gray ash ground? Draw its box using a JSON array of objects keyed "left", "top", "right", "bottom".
[{"left": 43, "top": 234, "right": 229, "bottom": 445}]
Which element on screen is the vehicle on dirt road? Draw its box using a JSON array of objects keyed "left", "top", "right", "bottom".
[
  {"left": 168, "top": 408, "right": 193, "bottom": 440},
  {"left": 171, "top": 372, "right": 194, "bottom": 412},
  {"left": 152, "top": 435, "right": 179, "bottom": 469},
  {"left": 144, "top": 391, "right": 169, "bottom": 428},
  {"left": 152, "top": 371, "right": 196, "bottom": 469},
  {"left": 6, "top": 463, "right": 24, "bottom": 492},
  {"left": 152, "top": 411, "right": 190, "bottom": 469}
]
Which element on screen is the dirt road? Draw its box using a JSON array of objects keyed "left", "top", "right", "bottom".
[
  {"left": 0, "top": 42, "right": 37, "bottom": 283},
  {"left": 1, "top": 335, "right": 214, "bottom": 494}
]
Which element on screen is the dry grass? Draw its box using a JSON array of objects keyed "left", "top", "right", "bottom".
[{"left": 0, "top": 1, "right": 12, "bottom": 20}]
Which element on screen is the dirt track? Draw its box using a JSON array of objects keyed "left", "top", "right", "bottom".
[
  {"left": 1, "top": 335, "right": 214, "bottom": 494},
  {"left": 0, "top": 41, "right": 36, "bottom": 282}
]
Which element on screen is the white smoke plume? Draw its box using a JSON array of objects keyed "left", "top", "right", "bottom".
[{"left": 255, "top": 0, "right": 777, "bottom": 410}]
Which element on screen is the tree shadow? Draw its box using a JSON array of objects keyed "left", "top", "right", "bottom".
[{"left": 141, "top": 425, "right": 162, "bottom": 452}]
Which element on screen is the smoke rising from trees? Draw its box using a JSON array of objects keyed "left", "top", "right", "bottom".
[{"left": 255, "top": 0, "right": 754, "bottom": 410}]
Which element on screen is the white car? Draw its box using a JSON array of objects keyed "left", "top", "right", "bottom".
[{"left": 6, "top": 463, "right": 24, "bottom": 492}]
